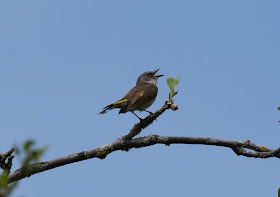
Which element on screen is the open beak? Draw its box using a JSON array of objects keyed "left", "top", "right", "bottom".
[{"left": 153, "top": 68, "right": 164, "bottom": 78}]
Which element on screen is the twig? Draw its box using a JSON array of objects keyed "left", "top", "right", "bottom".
[{"left": 0, "top": 148, "right": 15, "bottom": 174}]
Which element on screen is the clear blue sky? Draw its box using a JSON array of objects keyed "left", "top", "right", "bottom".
[{"left": 1, "top": 1, "right": 280, "bottom": 196}]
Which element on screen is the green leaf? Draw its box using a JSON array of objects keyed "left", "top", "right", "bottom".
[
  {"left": 173, "top": 77, "right": 180, "bottom": 87},
  {"left": 278, "top": 106, "right": 280, "bottom": 111},
  {"left": 167, "top": 77, "right": 175, "bottom": 90},
  {"left": 167, "top": 77, "right": 180, "bottom": 100},
  {"left": 33, "top": 146, "right": 48, "bottom": 161},
  {"left": 24, "top": 140, "right": 35, "bottom": 151},
  {"left": 167, "top": 77, "right": 180, "bottom": 90},
  {"left": 0, "top": 172, "right": 8, "bottom": 187}
]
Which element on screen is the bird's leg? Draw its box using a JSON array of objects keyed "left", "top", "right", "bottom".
[
  {"left": 144, "top": 110, "right": 154, "bottom": 116},
  {"left": 130, "top": 111, "right": 143, "bottom": 121}
]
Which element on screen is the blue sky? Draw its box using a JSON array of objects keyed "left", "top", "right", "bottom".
[{"left": 1, "top": 1, "right": 280, "bottom": 196}]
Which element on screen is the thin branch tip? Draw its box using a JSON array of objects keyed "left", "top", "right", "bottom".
[{"left": 0, "top": 148, "right": 15, "bottom": 174}]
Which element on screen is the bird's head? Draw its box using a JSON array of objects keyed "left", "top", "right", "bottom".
[{"left": 136, "top": 69, "right": 164, "bottom": 85}]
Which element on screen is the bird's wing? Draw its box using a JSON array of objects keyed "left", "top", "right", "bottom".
[{"left": 126, "top": 83, "right": 158, "bottom": 111}]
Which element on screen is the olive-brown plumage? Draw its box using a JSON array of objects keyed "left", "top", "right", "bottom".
[
  {"left": 98, "top": 69, "right": 163, "bottom": 120},
  {"left": 119, "top": 82, "right": 158, "bottom": 113}
]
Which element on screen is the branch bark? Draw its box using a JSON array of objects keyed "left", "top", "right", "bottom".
[
  {"left": 0, "top": 148, "right": 15, "bottom": 174},
  {"left": 4, "top": 101, "right": 280, "bottom": 184}
]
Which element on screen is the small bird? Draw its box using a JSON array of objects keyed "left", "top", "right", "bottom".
[{"left": 98, "top": 69, "right": 163, "bottom": 120}]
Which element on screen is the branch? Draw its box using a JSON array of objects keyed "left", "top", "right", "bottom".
[
  {"left": 0, "top": 148, "right": 15, "bottom": 174},
  {"left": 6, "top": 135, "right": 280, "bottom": 184},
  {"left": 121, "top": 100, "right": 178, "bottom": 140},
  {"left": 5, "top": 101, "right": 280, "bottom": 185}
]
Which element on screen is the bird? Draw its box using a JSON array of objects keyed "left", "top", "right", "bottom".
[{"left": 98, "top": 69, "right": 163, "bottom": 120}]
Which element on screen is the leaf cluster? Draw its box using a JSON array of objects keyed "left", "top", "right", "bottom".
[
  {"left": 167, "top": 77, "right": 179, "bottom": 100},
  {"left": 1, "top": 140, "right": 47, "bottom": 197},
  {"left": 16, "top": 140, "right": 47, "bottom": 167}
]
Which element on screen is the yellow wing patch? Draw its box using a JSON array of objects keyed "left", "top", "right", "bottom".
[
  {"left": 113, "top": 99, "right": 128, "bottom": 105},
  {"left": 139, "top": 91, "right": 144, "bottom": 96}
]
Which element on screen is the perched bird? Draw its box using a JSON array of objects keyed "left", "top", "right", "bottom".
[{"left": 98, "top": 69, "right": 163, "bottom": 120}]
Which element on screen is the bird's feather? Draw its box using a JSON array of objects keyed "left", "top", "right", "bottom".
[{"left": 98, "top": 99, "right": 128, "bottom": 114}]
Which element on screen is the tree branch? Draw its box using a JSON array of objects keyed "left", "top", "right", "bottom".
[
  {"left": 4, "top": 101, "right": 280, "bottom": 185},
  {"left": 0, "top": 148, "right": 15, "bottom": 174},
  {"left": 121, "top": 100, "right": 177, "bottom": 140},
  {"left": 6, "top": 135, "right": 280, "bottom": 184}
]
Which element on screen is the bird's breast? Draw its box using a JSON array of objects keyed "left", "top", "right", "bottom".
[{"left": 137, "top": 97, "right": 156, "bottom": 111}]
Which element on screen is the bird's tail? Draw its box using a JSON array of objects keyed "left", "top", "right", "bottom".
[{"left": 98, "top": 99, "right": 128, "bottom": 115}]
